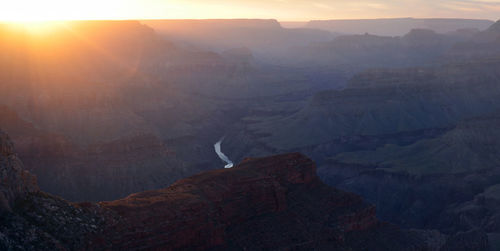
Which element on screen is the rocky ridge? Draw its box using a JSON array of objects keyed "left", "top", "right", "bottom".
[
  {"left": 0, "top": 130, "right": 108, "bottom": 250},
  {"left": 96, "top": 153, "right": 384, "bottom": 250},
  {"left": 0, "top": 131, "right": 37, "bottom": 212}
]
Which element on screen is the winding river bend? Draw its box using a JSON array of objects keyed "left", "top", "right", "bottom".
[{"left": 214, "top": 138, "right": 234, "bottom": 168}]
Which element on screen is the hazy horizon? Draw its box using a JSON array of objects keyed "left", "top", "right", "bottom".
[{"left": 0, "top": 17, "right": 498, "bottom": 22}]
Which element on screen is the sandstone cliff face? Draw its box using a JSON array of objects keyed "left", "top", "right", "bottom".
[{"left": 0, "top": 130, "right": 38, "bottom": 212}]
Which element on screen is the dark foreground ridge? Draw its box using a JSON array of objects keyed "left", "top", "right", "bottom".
[{"left": 0, "top": 130, "right": 488, "bottom": 250}]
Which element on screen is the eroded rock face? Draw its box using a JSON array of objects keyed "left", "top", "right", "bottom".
[
  {"left": 0, "top": 130, "right": 38, "bottom": 212},
  {"left": 95, "top": 153, "right": 403, "bottom": 250},
  {"left": 0, "top": 131, "right": 108, "bottom": 250}
]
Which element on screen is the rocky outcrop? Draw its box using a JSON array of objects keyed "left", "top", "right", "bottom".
[
  {"left": 95, "top": 153, "right": 384, "bottom": 250},
  {"left": 91, "top": 153, "right": 465, "bottom": 251},
  {"left": 0, "top": 130, "right": 108, "bottom": 250},
  {"left": 0, "top": 193, "right": 108, "bottom": 251},
  {"left": 440, "top": 229, "right": 489, "bottom": 251},
  {"left": 0, "top": 130, "right": 37, "bottom": 212}
]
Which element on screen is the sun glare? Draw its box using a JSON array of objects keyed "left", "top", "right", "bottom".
[
  {"left": 0, "top": 0, "right": 498, "bottom": 25},
  {"left": 0, "top": 0, "right": 126, "bottom": 22},
  {"left": 1, "top": 1, "right": 68, "bottom": 22},
  {"left": 0, "top": 0, "right": 128, "bottom": 34},
  {"left": 3, "top": 21, "right": 67, "bottom": 35}
]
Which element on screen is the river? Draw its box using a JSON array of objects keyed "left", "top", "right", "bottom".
[{"left": 214, "top": 138, "right": 234, "bottom": 168}]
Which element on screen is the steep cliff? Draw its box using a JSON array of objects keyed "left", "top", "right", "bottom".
[
  {"left": 0, "top": 130, "right": 37, "bottom": 212},
  {"left": 0, "top": 130, "right": 107, "bottom": 250}
]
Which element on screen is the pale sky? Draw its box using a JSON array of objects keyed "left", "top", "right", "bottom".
[{"left": 0, "top": 0, "right": 499, "bottom": 21}]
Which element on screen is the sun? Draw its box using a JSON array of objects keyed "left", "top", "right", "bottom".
[
  {"left": 3, "top": 21, "right": 67, "bottom": 35},
  {"left": 1, "top": 1, "right": 65, "bottom": 22},
  {"left": 0, "top": 0, "right": 126, "bottom": 22},
  {"left": 0, "top": 0, "right": 126, "bottom": 33}
]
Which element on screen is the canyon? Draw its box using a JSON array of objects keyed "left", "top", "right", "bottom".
[{"left": 2, "top": 18, "right": 500, "bottom": 249}]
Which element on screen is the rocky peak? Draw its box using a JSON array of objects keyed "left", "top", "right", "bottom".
[{"left": 0, "top": 130, "right": 38, "bottom": 212}]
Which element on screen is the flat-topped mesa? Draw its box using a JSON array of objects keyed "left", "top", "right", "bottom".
[
  {"left": 0, "top": 130, "right": 38, "bottom": 212},
  {"left": 97, "top": 153, "right": 380, "bottom": 250},
  {"left": 142, "top": 19, "right": 282, "bottom": 31}
]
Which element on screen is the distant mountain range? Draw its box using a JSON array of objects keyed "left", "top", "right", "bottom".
[
  {"left": 141, "top": 19, "right": 336, "bottom": 57},
  {"left": 275, "top": 28, "right": 477, "bottom": 71},
  {"left": 305, "top": 18, "right": 494, "bottom": 36}
]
